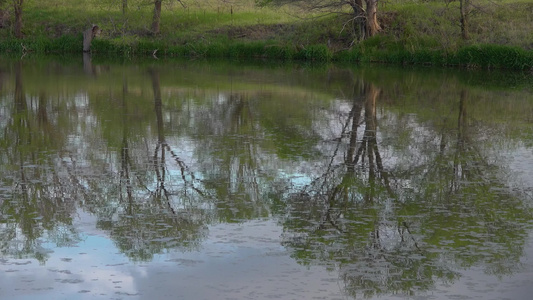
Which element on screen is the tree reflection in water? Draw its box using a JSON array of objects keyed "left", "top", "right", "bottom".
[
  {"left": 0, "top": 64, "right": 212, "bottom": 263},
  {"left": 92, "top": 69, "right": 211, "bottom": 261},
  {"left": 0, "top": 61, "right": 532, "bottom": 298},
  {"left": 0, "top": 61, "right": 79, "bottom": 263},
  {"left": 280, "top": 78, "right": 530, "bottom": 298}
]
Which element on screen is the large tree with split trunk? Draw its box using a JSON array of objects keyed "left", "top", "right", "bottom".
[
  {"left": 258, "top": 0, "right": 381, "bottom": 41},
  {"left": 348, "top": 0, "right": 381, "bottom": 39}
]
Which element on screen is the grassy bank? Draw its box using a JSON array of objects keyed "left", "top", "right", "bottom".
[{"left": 0, "top": 0, "right": 532, "bottom": 69}]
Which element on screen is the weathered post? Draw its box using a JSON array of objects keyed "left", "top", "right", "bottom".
[
  {"left": 83, "top": 52, "right": 94, "bottom": 75},
  {"left": 83, "top": 25, "right": 100, "bottom": 52}
]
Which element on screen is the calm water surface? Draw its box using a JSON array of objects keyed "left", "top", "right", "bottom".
[{"left": 1, "top": 57, "right": 533, "bottom": 300}]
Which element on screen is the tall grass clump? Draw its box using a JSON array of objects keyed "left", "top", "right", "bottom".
[
  {"left": 294, "top": 45, "right": 332, "bottom": 62},
  {"left": 0, "top": 35, "right": 82, "bottom": 54},
  {"left": 264, "top": 45, "right": 295, "bottom": 60},
  {"left": 135, "top": 40, "right": 167, "bottom": 55},
  {"left": 91, "top": 39, "right": 120, "bottom": 54},
  {"left": 453, "top": 45, "right": 533, "bottom": 70},
  {"left": 334, "top": 47, "right": 362, "bottom": 62},
  {"left": 231, "top": 42, "right": 271, "bottom": 58},
  {"left": 48, "top": 34, "right": 83, "bottom": 52},
  {"left": 0, "top": 39, "right": 23, "bottom": 53}
]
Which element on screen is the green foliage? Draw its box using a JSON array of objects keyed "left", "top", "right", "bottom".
[
  {"left": 50, "top": 34, "right": 84, "bottom": 52},
  {"left": 136, "top": 40, "right": 166, "bottom": 55},
  {"left": 0, "top": 0, "right": 532, "bottom": 68},
  {"left": 91, "top": 39, "right": 119, "bottom": 53},
  {"left": 294, "top": 44, "right": 332, "bottom": 61},
  {"left": 0, "top": 35, "right": 82, "bottom": 53},
  {"left": 453, "top": 44, "right": 533, "bottom": 69},
  {"left": 334, "top": 47, "right": 362, "bottom": 62},
  {"left": 264, "top": 44, "right": 295, "bottom": 59},
  {"left": 328, "top": 32, "right": 533, "bottom": 70},
  {"left": 0, "top": 39, "right": 22, "bottom": 53}
]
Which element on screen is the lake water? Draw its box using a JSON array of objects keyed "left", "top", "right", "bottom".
[{"left": 1, "top": 56, "right": 532, "bottom": 300}]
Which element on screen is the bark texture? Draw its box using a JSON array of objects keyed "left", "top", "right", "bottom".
[
  {"left": 365, "top": 0, "right": 381, "bottom": 37},
  {"left": 350, "top": 0, "right": 381, "bottom": 41},
  {"left": 460, "top": 0, "right": 470, "bottom": 40},
  {"left": 122, "top": 0, "right": 127, "bottom": 15},
  {"left": 151, "top": 0, "right": 162, "bottom": 35},
  {"left": 13, "top": 0, "right": 24, "bottom": 38},
  {"left": 83, "top": 25, "right": 100, "bottom": 52}
]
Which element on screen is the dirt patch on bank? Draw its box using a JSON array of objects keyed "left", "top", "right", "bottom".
[
  {"left": 208, "top": 22, "right": 354, "bottom": 51},
  {"left": 207, "top": 13, "right": 399, "bottom": 50},
  {"left": 208, "top": 23, "right": 297, "bottom": 41}
]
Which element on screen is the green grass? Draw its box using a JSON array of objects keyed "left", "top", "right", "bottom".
[{"left": 0, "top": 0, "right": 532, "bottom": 69}]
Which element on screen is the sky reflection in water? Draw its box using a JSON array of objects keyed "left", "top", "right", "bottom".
[{"left": 2, "top": 216, "right": 345, "bottom": 300}]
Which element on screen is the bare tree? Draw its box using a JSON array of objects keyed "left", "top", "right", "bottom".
[
  {"left": 150, "top": 0, "right": 186, "bottom": 35},
  {"left": 349, "top": 0, "right": 380, "bottom": 39},
  {"left": 123, "top": 0, "right": 128, "bottom": 15},
  {"left": 151, "top": 0, "right": 162, "bottom": 35},
  {"left": 0, "top": 0, "right": 8, "bottom": 28},
  {"left": 460, "top": 0, "right": 470, "bottom": 39},
  {"left": 12, "top": 0, "right": 23, "bottom": 38},
  {"left": 259, "top": 0, "right": 381, "bottom": 41}
]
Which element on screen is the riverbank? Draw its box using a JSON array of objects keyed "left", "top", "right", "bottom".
[{"left": 1, "top": 0, "right": 532, "bottom": 69}]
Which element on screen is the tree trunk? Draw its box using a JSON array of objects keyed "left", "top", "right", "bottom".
[
  {"left": 37, "top": 92, "right": 48, "bottom": 125},
  {"left": 460, "top": 0, "right": 470, "bottom": 40},
  {"left": 346, "top": 95, "right": 364, "bottom": 172},
  {"left": 351, "top": 0, "right": 365, "bottom": 41},
  {"left": 351, "top": 0, "right": 381, "bottom": 41},
  {"left": 15, "top": 61, "right": 25, "bottom": 112},
  {"left": 151, "top": 69, "right": 164, "bottom": 142},
  {"left": 13, "top": 0, "right": 24, "bottom": 38},
  {"left": 151, "top": 0, "right": 162, "bottom": 35},
  {"left": 0, "top": 8, "right": 7, "bottom": 28},
  {"left": 365, "top": 0, "right": 381, "bottom": 37},
  {"left": 458, "top": 90, "right": 468, "bottom": 141},
  {"left": 122, "top": 0, "right": 127, "bottom": 15},
  {"left": 362, "top": 84, "right": 378, "bottom": 200}
]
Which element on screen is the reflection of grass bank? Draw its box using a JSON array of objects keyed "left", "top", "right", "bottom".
[
  {"left": 1, "top": 0, "right": 532, "bottom": 69},
  {"left": 340, "top": 41, "right": 533, "bottom": 70}
]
